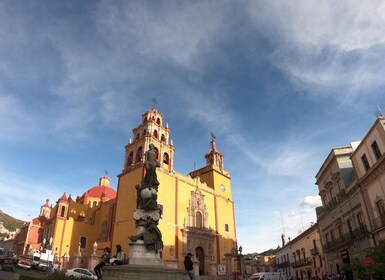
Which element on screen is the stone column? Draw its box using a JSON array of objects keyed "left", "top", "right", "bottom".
[
  {"left": 72, "top": 252, "right": 81, "bottom": 268},
  {"left": 88, "top": 242, "right": 100, "bottom": 271},
  {"left": 165, "top": 246, "right": 178, "bottom": 269},
  {"left": 193, "top": 258, "right": 199, "bottom": 277},
  {"left": 62, "top": 254, "right": 70, "bottom": 271},
  {"left": 209, "top": 260, "right": 217, "bottom": 276}
]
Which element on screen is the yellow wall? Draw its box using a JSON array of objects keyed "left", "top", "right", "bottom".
[{"left": 112, "top": 162, "right": 237, "bottom": 266}]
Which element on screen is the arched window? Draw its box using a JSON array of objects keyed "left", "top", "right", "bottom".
[
  {"left": 161, "top": 134, "right": 166, "bottom": 142},
  {"left": 136, "top": 133, "right": 140, "bottom": 141},
  {"left": 163, "top": 153, "right": 169, "bottom": 165},
  {"left": 92, "top": 201, "right": 97, "bottom": 208},
  {"left": 154, "top": 147, "right": 159, "bottom": 160},
  {"left": 127, "top": 152, "right": 134, "bottom": 166},
  {"left": 143, "top": 129, "right": 147, "bottom": 137},
  {"left": 153, "top": 130, "right": 158, "bottom": 139},
  {"left": 156, "top": 118, "right": 161, "bottom": 125},
  {"left": 196, "top": 211, "right": 203, "bottom": 228},
  {"left": 136, "top": 147, "right": 143, "bottom": 163},
  {"left": 60, "top": 206, "right": 66, "bottom": 217}
]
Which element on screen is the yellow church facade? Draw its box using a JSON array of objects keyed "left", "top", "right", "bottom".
[
  {"left": 113, "top": 108, "right": 237, "bottom": 275},
  {"left": 31, "top": 108, "right": 238, "bottom": 276}
]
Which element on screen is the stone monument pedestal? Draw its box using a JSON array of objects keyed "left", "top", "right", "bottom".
[
  {"left": 128, "top": 241, "right": 163, "bottom": 266},
  {"left": 102, "top": 264, "right": 187, "bottom": 280}
]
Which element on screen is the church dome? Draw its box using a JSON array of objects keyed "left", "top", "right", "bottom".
[{"left": 76, "top": 176, "right": 116, "bottom": 205}]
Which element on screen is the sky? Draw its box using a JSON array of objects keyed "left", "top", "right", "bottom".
[{"left": 1, "top": 0, "right": 385, "bottom": 254}]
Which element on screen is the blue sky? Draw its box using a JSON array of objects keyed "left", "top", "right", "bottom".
[{"left": 1, "top": 1, "right": 385, "bottom": 253}]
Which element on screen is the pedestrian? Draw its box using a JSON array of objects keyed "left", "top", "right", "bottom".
[
  {"left": 46, "top": 261, "right": 53, "bottom": 276},
  {"left": 184, "top": 253, "right": 196, "bottom": 280},
  {"left": 94, "top": 247, "right": 111, "bottom": 279},
  {"left": 109, "top": 244, "right": 128, "bottom": 265}
]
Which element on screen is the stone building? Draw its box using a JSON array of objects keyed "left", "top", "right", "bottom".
[
  {"left": 276, "top": 224, "right": 324, "bottom": 280},
  {"left": 314, "top": 116, "right": 385, "bottom": 279},
  {"left": 350, "top": 116, "right": 385, "bottom": 244}
]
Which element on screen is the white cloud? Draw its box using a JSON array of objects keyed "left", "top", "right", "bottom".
[
  {"left": 247, "top": 0, "right": 385, "bottom": 96},
  {"left": 96, "top": 1, "right": 229, "bottom": 71},
  {"left": 0, "top": 167, "right": 64, "bottom": 220},
  {"left": 300, "top": 195, "right": 322, "bottom": 208}
]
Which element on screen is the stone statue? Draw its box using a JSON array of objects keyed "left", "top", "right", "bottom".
[
  {"left": 143, "top": 144, "right": 160, "bottom": 189},
  {"left": 129, "top": 217, "right": 163, "bottom": 253},
  {"left": 130, "top": 144, "right": 163, "bottom": 255}
]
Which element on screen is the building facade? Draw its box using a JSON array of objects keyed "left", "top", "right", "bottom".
[
  {"left": 276, "top": 224, "right": 324, "bottom": 280},
  {"left": 112, "top": 108, "right": 237, "bottom": 275},
  {"left": 14, "top": 108, "right": 238, "bottom": 276},
  {"left": 350, "top": 116, "right": 385, "bottom": 244},
  {"left": 313, "top": 117, "right": 385, "bottom": 279}
]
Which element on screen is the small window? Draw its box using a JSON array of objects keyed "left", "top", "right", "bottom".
[
  {"left": 225, "top": 223, "right": 229, "bottom": 232},
  {"left": 163, "top": 153, "right": 169, "bottom": 165},
  {"left": 371, "top": 141, "right": 382, "bottom": 160},
  {"left": 127, "top": 152, "right": 134, "bottom": 166},
  {"left": 60, "top": 206, "right": 66, "bottom": 217},
  {"left": 376, "top": 200, "right": 385, "bottom": 216},
  {"left": 136, "top": 147, "right": 143, "bottom": 163},
  {"left": 361, "top": 154, "right": 370, "bottom": 171},
  {"left": 357, "top": 213, "right": 364, "bottom": 227},
  {"left": 153, "top": 130, "right": 158, "bottom": 139},
  {"left": 80, "top": 236, "right": 87, "bottom": 249},
  {"left": 196, "top": 212, "right": 203, "bottom": 228},
  {"left": 347, "top": 219, "right": 353, "bottom": 233}
]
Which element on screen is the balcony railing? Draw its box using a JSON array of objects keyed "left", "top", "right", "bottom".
[
  {"left": 310, "top": 247, "right": 319, "bottom": 255},
  {"left": 323, "top": 225, "right": 369, "bottom": 253},
  {"left": 276, "top": 261, "right": 290, "bottom": 268},
  {"left": 291, "top": 257, "right": 312, "bottom": 268}
]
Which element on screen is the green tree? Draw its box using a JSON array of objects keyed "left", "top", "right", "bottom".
[{"left": 366, "top": 241, "right": 385, "bottom": 279}]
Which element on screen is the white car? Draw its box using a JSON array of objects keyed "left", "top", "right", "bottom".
[{"left": 65, "top": 267, "right": 98, "bottom": 279}]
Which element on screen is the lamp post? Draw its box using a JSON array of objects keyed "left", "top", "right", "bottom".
[{"left": 238, "top": 246, "right": 244, "bottom": 280}]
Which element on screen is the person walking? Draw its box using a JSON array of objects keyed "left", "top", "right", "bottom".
[
  {"left": 184, "top": 253, "right": 196, "bottom": 280},
  {"left": 94, "top": 247, "right": 111, "bottom": 280}
]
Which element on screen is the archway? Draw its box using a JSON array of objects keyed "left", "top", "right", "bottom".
[{"left": 195, "top": 247, "right": 205, "bottom": 275}]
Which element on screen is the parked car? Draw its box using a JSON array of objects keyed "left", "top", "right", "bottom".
[
  {"left": 0, "top": 248, "right": 17, "bottom": 272},
  {"left": 17, "top": 255, "right": 33, "bottom": 270},
  {"left": 65, "top": 267, "right": 98, "bottom": 279}
]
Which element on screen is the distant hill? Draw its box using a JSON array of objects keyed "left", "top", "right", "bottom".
[{"left": 0, "top": 210, "right": 26, "bottom": 232}]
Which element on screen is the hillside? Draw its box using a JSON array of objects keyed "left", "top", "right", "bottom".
[{"left": 0, "top": 210, "right": 26, "bottom": 232}]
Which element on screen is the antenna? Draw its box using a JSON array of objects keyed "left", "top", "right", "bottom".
[
  {"left": 299, "top": 207, "right": 304, "bottom": 232},
  {"left": 280, "top": 211, "right": 285, "bottom": 235}
]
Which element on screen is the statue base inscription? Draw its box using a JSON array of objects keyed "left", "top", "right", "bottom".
[{"left": 128, "top": 242, "right": 163, "bottom": 266}]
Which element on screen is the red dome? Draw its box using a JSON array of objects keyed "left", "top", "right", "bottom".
[{"left": 83, "top": 185, "right": 116, "bottom": 200}]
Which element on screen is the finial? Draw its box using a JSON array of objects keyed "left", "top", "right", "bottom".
[
  {"left": 210, "top": 131, "right": 216, "bottom": 142},
  {"left": 152, "top": 98, "right": 158, "bottom": 108}
]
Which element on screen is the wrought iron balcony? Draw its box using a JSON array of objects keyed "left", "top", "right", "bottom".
[
  {"left": 310, "top": 247, "right": 319, "bottom": 255},
  {"left": 291, "top": 257, "right": 312, "bottom": 268}
]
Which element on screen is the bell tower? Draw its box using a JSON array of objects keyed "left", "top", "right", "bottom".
[
  {"left": 122, "top": 108, "right": 175, "bottom": 173},
  {"left": 205, "top": 139, "right": 224, "bottom": 172}
]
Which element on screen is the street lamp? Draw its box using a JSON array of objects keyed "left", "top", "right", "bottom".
[{"left": 238, "top": 246, "right": 244, "bottom": 279}]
